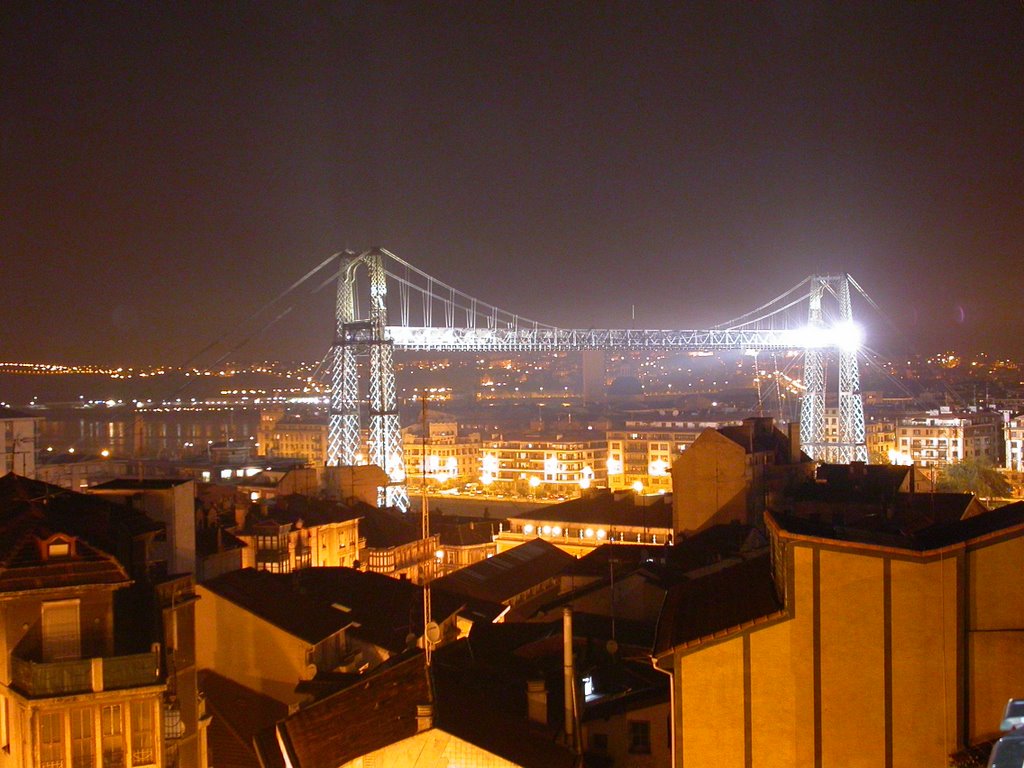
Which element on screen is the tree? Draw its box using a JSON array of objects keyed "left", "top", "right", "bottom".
[{"left": 936, "top": 458, "right": 1011, "bottom": 498}]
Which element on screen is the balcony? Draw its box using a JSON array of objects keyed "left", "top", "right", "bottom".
[{"left": 11, "top": 650, "right": 161, "bottom": 698}]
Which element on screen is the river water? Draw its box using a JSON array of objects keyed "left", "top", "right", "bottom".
[{"left": 35, "top": 407, "right": 260, "bottom": 460}]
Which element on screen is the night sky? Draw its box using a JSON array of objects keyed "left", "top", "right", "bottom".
[{"left": 3, "top": 3, "right": 1023, "bottom": 365}]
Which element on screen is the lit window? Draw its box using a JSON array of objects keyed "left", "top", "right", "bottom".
[
  {"left": 101, "top": 705, "right": 124, "bottom": 768},
  {"left": 70, "top": 708, "right": 93, "bottom": 768},
  {"left": 130, "top": 702, "right": 154, "bottom": 766},
  {"left": 40, "top": 712, "right": 64, "bottom": 768}
]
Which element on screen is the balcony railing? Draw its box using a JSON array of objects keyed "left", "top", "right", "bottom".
[{"left": 10, "top": 650, "right": 161, "bottom": 697}]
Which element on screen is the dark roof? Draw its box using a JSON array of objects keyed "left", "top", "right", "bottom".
[
  {"left": 770, "top": 500, "right": 1024, "bottom": 552},
  {"left": 716, "top": 416, "right": 808, "bottom": 462},
  {"left": 195, "top": 525, "right": 247, "bottom": 557},
  {"left": 358, "top": 506, "right": 424, "bottom": 549},
  {"left": 198, "top": 670, "right": 289, "bottom": 768},
  {"left": 509, "top": 490, "right": 673, "bottom": 529},
  {"left": 568, "top": 524, "right": 766, "bottom": 585},
  {"left": 269, "top": 653, "right": 430, "bottom": 768},
  {"left": 201, "top": 568, "right": 352, "bottom": 644},
  {"left": 0, "top": 473, "right": 160, "bottom": 591},
  {"left": 91, "top": 478, "right": 192, "bottom": 490},
  {"left": 432, "top": 538, "right": 575, "bottom": 605},
  {"left": 239, "top": 495, "right": 364, "bottom": 534},
  {"left": 653, "top": 553, "right": 783, "bottom": 655},
  {"left": 814, "top": 463, "right": 911, "bottom": 497},
  {"left": 287, "top": 567, "right": 463, "bottom": 653},
  {"left": 0, "top": 407, "right": 36, "bottom": 419},
  {"left": 916, "top": 501, "right": 1024, "bottom": 548},
  {"left": 433, "top": 518, "right": 499, "bottom": 547},
  {"left": 434, "top": 660, "right": 577, "bottom": 768}
]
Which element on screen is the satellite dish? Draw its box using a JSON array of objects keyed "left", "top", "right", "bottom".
[{"left": 425, "top": 621, "right": 442, "bottom": 645}]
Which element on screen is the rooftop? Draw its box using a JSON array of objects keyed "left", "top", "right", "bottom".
[
  {"left": 432, "top": 538, "right": 575, "bottom": 606},
  {"left": 200, "top": 568, "right": 353, "bottom": 644},
  {"left": 509, "top": 489, "right": 673, "bottom": 529}
]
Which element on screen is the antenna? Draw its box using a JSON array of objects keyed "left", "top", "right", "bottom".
[{"left": 420, "top": 396, "right": 439, "bottom": 690}]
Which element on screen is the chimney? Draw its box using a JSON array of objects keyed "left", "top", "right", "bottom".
[
  {"left": 563, "top": 607, "right": 578, "bottom": 749},
  {"left": 788, "top": 422, "right": 801, "bottom": 464},
  {"left": 527, "top": 679, "right": 547, "bottom": 725}
]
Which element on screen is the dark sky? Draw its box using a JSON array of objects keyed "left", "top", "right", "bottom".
[{"left": 3, "top": 2, "right": 1023, "bottom": 365}]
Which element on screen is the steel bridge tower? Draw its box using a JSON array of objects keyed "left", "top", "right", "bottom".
[
  {"left": 799, "top": 274, "right": 868, "bottom": 464},
  {"left": 327, "top": 249, "right": 409, "bottom": 511}
]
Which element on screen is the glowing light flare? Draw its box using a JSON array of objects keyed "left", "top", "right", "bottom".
[
  {"left": 793, "top": 321, "right": 864, "bottom": 351},
  {"left": 648, "top": 459, "right": 669, "bottom": 477},
  {"left": 888, "top": 449, "right": 913, "bottom": 466},
  {"left": 528, "top": 476, "right": 541, "bottom": 488},
  {"left": 606, "top": 457, "right": 623, "bottom": 475}
]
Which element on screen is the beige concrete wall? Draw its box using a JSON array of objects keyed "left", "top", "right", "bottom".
[
  {"left": 749, "top": 545, "right": 816, "bottom": 768},
  {"left": 818, "top": 550, "right": 885, "bottom": 768},
  {"left": 672, "top": 431, "right": 748, "bottom": 534},
  {"left": 970, "top": 630, "right": 1024, "bottom": 741},
  {"left": 195, "top": 586, "right": 309, "bottom": 705},
  {"left": 680, "top": 637, "right": 745, "bottom": 768},
  {"left": 890, "top": 557, "right": 960, "bottom": 767},
  {"left": 969, "top": 535, "right": 1024, "bottom": 631},
  {"left": 967, "top": 535, "right": 1024, "bottom": 740}
]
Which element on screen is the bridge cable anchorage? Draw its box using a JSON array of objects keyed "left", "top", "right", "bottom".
[{"left": 327, "top": 256, "right": 869, "bottom": 506}]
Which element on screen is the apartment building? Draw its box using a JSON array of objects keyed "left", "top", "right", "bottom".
[
  {"left": 893, "top": 409, "right": 1003, "bottom": 468},
  {"left": 402, "top": 420, "right": 480, "bottom": 489},
  {"left": 480, "top": 433, "right": 607, "bottom": 494}
]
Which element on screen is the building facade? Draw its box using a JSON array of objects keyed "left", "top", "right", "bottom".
[
  {"left": 652, "top": 506, "right": 1024, "bottom": 767},
  {"left": 0, "top": 408, "right": 39, "bottom": 478},
  {"left": 402, "top": 421, "right": 480, "bottom": 490},
  {"left": 1005, "top": 416, "right": 1024, "bottom": 472},
  {"left": 893, "top": 410, "right": 1003, "bottom": 468},
  {"left": 480, "top": 434, "right": 607, "bottom": 495}
]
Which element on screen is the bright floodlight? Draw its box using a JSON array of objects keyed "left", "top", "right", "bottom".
[
  {"left": 830, "top": 320, "right": 864, "bottom": 352},
  {"left": 794, "top": 321, "right": 863, "bottom": 351}
]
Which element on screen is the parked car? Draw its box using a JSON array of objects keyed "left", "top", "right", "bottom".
[{"left": 988, "top": 729, "right": 1024, "bottom": 768}]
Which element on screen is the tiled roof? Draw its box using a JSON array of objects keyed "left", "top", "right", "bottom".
[
  {"left": 270, "top": 652, "right": 429, "bottom": 768},
  {"left": 199, "top": 670, "right": 288, "bottom": 768},
  {"left": 0, "top": 473, "right": 154, "bottom": 592},
  {"left": 200, "top": 568, "right": 352, "bottom": 644},
  {"left": 432, "top": 538, "right": 575, "bottom": 605}
]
